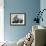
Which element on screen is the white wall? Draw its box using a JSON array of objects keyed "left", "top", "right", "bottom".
[{"left": 0, "top": 0, "right": 4, "bottom": 42}]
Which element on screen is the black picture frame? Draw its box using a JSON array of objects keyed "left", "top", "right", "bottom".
[{"left": 10, "top": 13, "right": 26, "bottom": 26}]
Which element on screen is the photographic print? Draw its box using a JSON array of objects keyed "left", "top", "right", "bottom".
[{"left": 10, "top": 13, "right": 26, "bottom": 26}]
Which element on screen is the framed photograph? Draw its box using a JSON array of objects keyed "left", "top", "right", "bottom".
[{"left": 10, "top": 13, "right": 26, "bottom": 26}]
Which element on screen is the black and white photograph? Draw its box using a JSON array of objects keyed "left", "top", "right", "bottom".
[{"left": 10, "top": 13, "right": 26, "bottom": 26}]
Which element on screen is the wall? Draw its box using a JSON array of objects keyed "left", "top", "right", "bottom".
[{"left": 4, "top": 0, "right": 40, "bottom": 42}]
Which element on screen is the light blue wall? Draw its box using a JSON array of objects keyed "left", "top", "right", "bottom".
[{"left": 4, "top": 0, "right": 40, "bottom": 42}]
